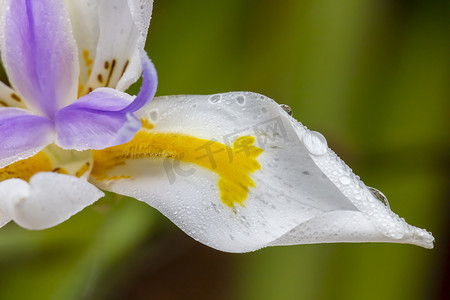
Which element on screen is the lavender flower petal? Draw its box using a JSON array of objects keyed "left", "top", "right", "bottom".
[
  {"left": 1, "top": 0, "right": 79, "bottom": 117},
  {"left": 120, "top": 53, "right": 157, "bottom": 113},
  {"left": 0, "top": 108, "right": 54, "bottom": 167},
  {"left": 54, "top": 89, "right": 141, "bottom": 150},
  {"left": 54, "top": 54, "right": 157, "bottom": 150}
]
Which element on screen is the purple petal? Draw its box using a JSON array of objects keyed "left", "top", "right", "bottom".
[
  {"left": 1, "top": 0, "right": 79, "bottom": 117},
  {"left": 120, "top": 53, "right": 157, "bottom": 113},
  {"left": 54, "top": 89, "right": 141, "bottom": 150},
  {"left": 54, "top": 54, "right": 157, "bottom": 150},
  {"left": 0, "top": 108, "right": 54, "bottom": 168}
]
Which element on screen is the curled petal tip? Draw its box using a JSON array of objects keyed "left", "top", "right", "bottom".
[{"left": 408, "top": 226, "right": 434, "bottom": 249}]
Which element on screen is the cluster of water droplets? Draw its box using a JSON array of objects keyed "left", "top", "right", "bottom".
[{"left": 287, "top": 117, "right": 417, "bottom": 240}]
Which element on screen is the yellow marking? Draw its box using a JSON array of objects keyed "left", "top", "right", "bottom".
[
  {"left": 52, "top": 167, "right": 68, "bottom": 174},
  {"left": 0, "top": 100, "right": 8, "bottom": 107},
  {"left": 83, "top": 50, "right": 93, "bottom": 67},
  {"left": 140, "top": 118, "right": 154, "bottom": 130},
  {"left": 75, "top": 162, "right": 90, "bottom": 178},
  {"left": 92, "top": 127, "right": 263, "bottom": 207},
  {"left": 0, "top": 152, "right": 52, "bottom": 182},
  {"left": 96, "top": 174, "right": 131, "bottom": 181},
  {"left": 83, "top": 50, "right": 93, "bottom": 78},
  {"left": 77, "top": 83, "right": 84, "bottom": 98}
]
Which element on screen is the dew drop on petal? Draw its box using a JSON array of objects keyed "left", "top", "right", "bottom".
[
  {"left": 280, "top": 104, "right": 293, "bottom": 116},
  {"left": 236, "top": 95, "right": 246, "bottom": 105},
  {"left": 209, "top": 94, "right": 222, "bottom": 104},
  {"left": 302, "top": 131, "right": 328, "bottom": 156},
  {"left": 368, "top": 186, "right": 390, "bottom": 208},
  {"left": 339, "top": 175, "right": 351, "bottom": 185}
]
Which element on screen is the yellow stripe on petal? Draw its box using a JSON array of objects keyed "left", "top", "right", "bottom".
[
  {"left": 0, "top": 146, "right": 93, "bottom": 182},
  {"left": 0, "top": 152, "right": 53, "bottom": 182},
  {"left": 92, "top": 124, "right": 263, "bottom": 207}
]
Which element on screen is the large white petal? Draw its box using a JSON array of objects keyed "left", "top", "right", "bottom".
[
  {"left": 91, "top": 92, "right": 433, "bottom": 252},
  {"left": 269, "top": 210, "right": 432, "bottom": 248},
  {"left": 0, "top": 172, "right": 103, "bottom": 230}
]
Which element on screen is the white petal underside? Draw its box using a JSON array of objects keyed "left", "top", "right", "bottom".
[
  {"left": 92, "top": 92, "right": 434, "bottom": 252},
  {"left": 0, "top": 172, "right": 104, "bottom": 230},
  {"left": 0, "top": 209, "right": 11, "bottom": 228}
]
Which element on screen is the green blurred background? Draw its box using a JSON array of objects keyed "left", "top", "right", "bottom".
[{"left": 0, "top": 0, "right": 448, "bottom": 299}]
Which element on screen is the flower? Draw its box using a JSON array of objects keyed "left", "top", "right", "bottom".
[
  {"left": 0, "top": 0, "right": 156, "bottom": 226},
  {"left": 0, "top": 0, "right": 434, "bottom": 252}
]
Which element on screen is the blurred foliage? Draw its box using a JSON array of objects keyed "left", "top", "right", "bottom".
[{"left": 0, "top": 0, "right": 448, "bottom": 299}]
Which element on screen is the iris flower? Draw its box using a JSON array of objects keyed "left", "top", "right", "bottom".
[{"left": 0, "top": 0, "right": 434, "bottom": 252}]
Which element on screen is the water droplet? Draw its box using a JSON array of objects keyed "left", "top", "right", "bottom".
[
  {"left": 236, "top": 95, "right": 246, "bottom": 105},
  {"left": 280, "top": 104, "right": 293, "bottom": 116},
  {"left": 302, "top": 131, "right": 328, "bottom": 156},
  {"left": 339, "top": 175, "right": 351, "bottom": 185},
  {"left": 149, "top": 110, "right": 158, "bottom": 122},
  {"left": 368, "top": 187, "right": 390, "bottom": 208},
  {"left": 209, "top": 94, "right": 221, "bottom": 104}
]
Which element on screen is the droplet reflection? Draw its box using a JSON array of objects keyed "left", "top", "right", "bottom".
[
  {"left": 280, "top": 104, "right": 293, "bottom": 116},
  {"left": 302, "top": 131, "right": 328, "bottom": 156},
  {"left": 368, "top": 186, "right": 390, "bottom": 208}
]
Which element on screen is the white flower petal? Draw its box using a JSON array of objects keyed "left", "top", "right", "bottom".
[
  {"left": 75, "top": 0, "right": 153, "bottom": 94},
  {"left": 64, "top": 0, "right": 100, "bottom": 88},
  {"left": 0, "top": 81, "right": 27, "bottom": 108},
  {"left": 91, "top": 92, "right": 433, "bottom": 252},
  {"left": 269, "top": 211, "right": 433, "bottom": 249},
  {"left": 117, "top": 0, "right": 154, "bottom": 91},
  {"left": 0, "top": 172, "right": 103, "bottom": 230}
]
